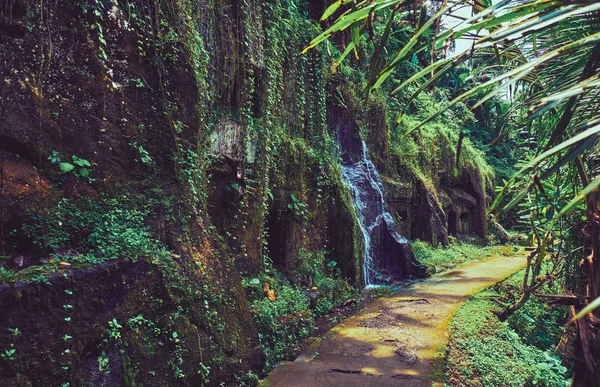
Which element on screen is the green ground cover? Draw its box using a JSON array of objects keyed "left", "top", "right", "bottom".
[
  {"left": 445, "top": 269, "right": 571, "bottom": 387},
  {"left": 412, "top": 240, "right": 521, "bottom": 275}
]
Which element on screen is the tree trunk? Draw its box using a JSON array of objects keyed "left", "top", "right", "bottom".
[{"left": 571, "top": 185, "right": 600, "bottom": 387}]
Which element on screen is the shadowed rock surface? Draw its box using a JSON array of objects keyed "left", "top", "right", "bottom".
[{"left": 336, "top": 106, "right": 424, "bottom": 285}]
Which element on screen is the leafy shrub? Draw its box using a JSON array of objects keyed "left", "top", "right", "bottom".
[
  {"left": 411, "top": 240, "right": 499, "bottom": 274},
  {"left": 312, "top": 276, "right": 353, "bottom": 316},
  {"left": 248, "top": 279, "right": 314, "bottom": 369},
  {"left": 296, "top": 249, "right": 354, "bottom": 315},
  {"left": 0, "top": 267, "right": 17, "bottom": 283},
  {"left": 243, "top": 250, "right": 355, "bottom": 372},
  {"left": 23, "top": 195, "right": 167, "bottom": 264},
  {"left": 501, "top": 273, "right": 568, "bottom": 351},
  {"left": 446, "top": 270, "right": 571, "bottom": 387},
  {"left": 297, "top": 248, "right": 325, "bottom": 286}
]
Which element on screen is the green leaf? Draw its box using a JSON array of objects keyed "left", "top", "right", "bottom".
[
  {"left": 333, "top": 41, "right": 357, "bottom": 70},
  {"left": 372, "top": 3, "right": 451, "bottom": 91},
  {"left": 302, "top": 0, "right": 398, "bottom": 54},
  {"left": 78, "top": 168, "right": 90, "bottom": 178},
  {"left": 59, "top": 162, "right": 75, "bottom": 173},
  {"left": 559, "top": 177, "right": 600, "bottom": 218},
  {"left": 570, "top": 296, "right": 600, "bottom": 323},
  {"left": 403, "top": 30, "right": 600, "bottom": 138},
  {"left": 249, "top": 278, "right": 260, "bottom": 286},
  {"left": 321, "top": 0, "right": 352, "bottom": 21},
  {"left": 72, "top": 155, "right": 92, "bottom": 167}
]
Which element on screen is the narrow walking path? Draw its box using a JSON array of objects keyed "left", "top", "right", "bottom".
[{"left": 264, "top": 251, "right": 528, "bottom": 386}]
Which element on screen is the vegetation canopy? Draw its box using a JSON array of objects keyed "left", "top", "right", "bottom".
[{"left": 307, "top": 0, "right": 600, "bottom": 384}]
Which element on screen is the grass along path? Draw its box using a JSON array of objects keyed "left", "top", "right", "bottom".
[
  {"left": 263, "top": 248, "right": 528, "bottom": 387},
  {"left": 445, "top": 268, "right": 571, "bottom": 387}
]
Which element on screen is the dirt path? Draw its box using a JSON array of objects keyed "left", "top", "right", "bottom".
[{"left": 263, "top": 252, "right": 527, "bottom": 387}]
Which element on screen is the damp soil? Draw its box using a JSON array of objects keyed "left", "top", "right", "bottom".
[{"left": 263, "top": 250, "right": 528, "bottom": 387}]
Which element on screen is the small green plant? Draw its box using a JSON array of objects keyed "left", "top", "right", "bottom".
[
  {"left": 127, "top": 314, "right": 152, "bottom": 329},
  {"left": 107, "top": 319, "right": 122, "bottom": 343},
  {"left": 169, "top": 331, "right": 180, "bottom": 344},
  {"left": 23, "top": 195, "right": 168, "bottom": 265},
  {"left": 288, "top": 194, "right": 308, "bottom": 217},
  {"left": 1, "top": 344, "right": 16, "bottom": 361},
  {"left": 98, "top": 351, "right": 110, "bottom": 374},
  {"left": 7, "top": 327, "right": 21, "bottom": 337},
  {"left": 0, "top": 267, "right": 17, "bottom": 283},
  {"left": 173, "top": 120, "right": 185, "bottom": 134},
  {"left": 130, "top": 77, "right": 145, "bottom": 88},
  {"left": 224, "top": 180, "right": 240, "bottom": 194},
  {"left": 234, "top": 370, "right": 257, "bottom": 386},
  {"left": 198, "top": 362, "right": 210, "bottom": 384},
  {"left": 129, "top": 141, "right": 153, "bottom": 165},
  {"left": 48, "top": 151, "right": 95, "bottom": 182},
  {"left": 173, "top": 366, "right": 185, "bottom": 379}
]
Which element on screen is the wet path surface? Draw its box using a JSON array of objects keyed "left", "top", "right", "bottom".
[{"left": 264, "top": 252, "right": 527, "bottom": 387}]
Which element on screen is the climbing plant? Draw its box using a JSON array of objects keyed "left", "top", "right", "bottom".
[{"left": 305, "top": 1, "right": 600, "bottom": 384}]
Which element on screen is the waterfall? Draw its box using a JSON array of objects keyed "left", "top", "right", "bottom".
[{"left": 340, "top": 140, "right": 419, "bottom": 286}]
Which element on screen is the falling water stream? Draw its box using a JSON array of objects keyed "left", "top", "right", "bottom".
[{"left": 340, "top": 140, "right": 416, "bottom": 286}]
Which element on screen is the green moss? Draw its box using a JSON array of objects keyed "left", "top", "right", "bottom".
[
  {"left": 411, "top": 241, "right": 520, "bottom": 275},
  {"left": 390, "top": 114, "right": 494, "bottom": 205}
]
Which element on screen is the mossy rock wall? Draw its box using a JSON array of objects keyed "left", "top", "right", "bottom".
[
  {"left": 1, "top": 0, "right": 364, "bottom": 383},
  {"left": 0, "top": 0, "right": 496, "bottom": 383},
  {"left": 0, "top": 257, "right": 263, "bottom": 386}
]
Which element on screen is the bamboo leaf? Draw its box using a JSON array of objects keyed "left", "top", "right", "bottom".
[
  {"left": 490, "top": 3, "right": 600, "bottom": 42},
  {"left": 531, "top": 75, "right": 600, "bottom": 119},
  {"left": 390, "top": 56, "right": 456, "bottom": 96},
  {"left": 559, "top": 177, "right": 600, "bottom": 218},
  {"left": 492, "top": 120, "right": 600, "bottom": 213},
  {"left": 321, "top": 0, "right": 353, "bottom": 21},
  {"left": 570, "top": 296, "right": 600, "bottom": 323},
  {"left": 302, "top": 0, "right": 398, "bottom": 54},
  {"left": 538, "top": 134, "right": 600, "bottom": 181},
  {"left": 520, "top": 120, "right": 600, "bottom": 175},
  {"left": 372, "top": 3, "right": 452, "bottom": 90},
  {"left": 407, "top": 32, "right": 600, "bottom": 137},
  {"left": 333, "top": 41, "right": 357, "bottom": 70}
]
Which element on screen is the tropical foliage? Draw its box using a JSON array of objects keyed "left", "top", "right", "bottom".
[{"left": 308, "top": 0, "right": 600, "bottom": 384}]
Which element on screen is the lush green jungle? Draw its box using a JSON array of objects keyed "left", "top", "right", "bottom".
[{"left": 0, "top": 0, "right": 599, "bottom": 386}]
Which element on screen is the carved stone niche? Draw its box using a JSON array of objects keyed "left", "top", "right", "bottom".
[
  {"left": 444, "top": 188, "right": 478, "bottom": 237},
  {"left": 208, "top": 118, "right": 257, "bottom": 164}
]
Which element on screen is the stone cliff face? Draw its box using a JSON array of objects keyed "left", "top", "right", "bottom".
[
  {"left": 0, "top": 1, "right": 363, "bottom": 384},
  {"left": 0, "top": 0, "right": 491, "bottom": 385}
]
